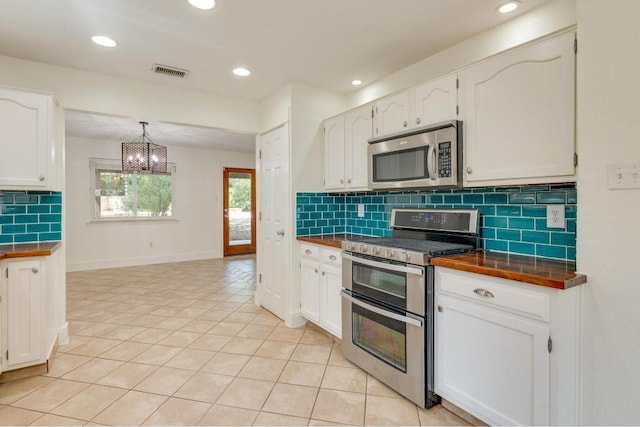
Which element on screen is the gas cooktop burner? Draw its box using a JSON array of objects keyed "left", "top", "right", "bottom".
[
  {"left": 342, "top": 208, "right": 480, "bottom": 266},
  {"left": 358, "top": 237, "right": 473, "bottom": 254}
]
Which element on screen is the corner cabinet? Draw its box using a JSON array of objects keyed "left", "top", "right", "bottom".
[
  {"left": 324, "top": 104, "right": 372, "bottom": 192},
  {"left": 461, "top": 32, "right": 576, "bottom": 186},
  {"left": 299, "top": 243, "right": 342, "bottom": 338},
  {"left": 435, "top": 267, "right": 582, "bottom": 426},
  {"left": 0, "top": 87, "right": 59, "bottom": 190}
]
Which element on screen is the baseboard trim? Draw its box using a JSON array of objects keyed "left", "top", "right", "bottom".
[{"left": 66, "top": 251, "right": 221, "bottom": 272}]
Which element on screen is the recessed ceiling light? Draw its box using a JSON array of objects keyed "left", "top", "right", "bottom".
[
  {"left": 351, "top": 79, "right": 363, "bottom": 86},
  {"left": 233, "top": 67, "right": 251, "bottom": 77},
  {"left": 497, "top": 1, "right": 520, "bottom": 14},
  {"left": 188, "top": 0, "right": 215, "bottom": 10},
  {"left": 91, "top": 35, "right": 117, "bottom": 48}
]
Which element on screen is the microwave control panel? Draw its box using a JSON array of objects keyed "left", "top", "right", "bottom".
[{"left": 438, "top": 141, "right": 452, "bottom": 178}]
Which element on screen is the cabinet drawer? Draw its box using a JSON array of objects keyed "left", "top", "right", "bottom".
[
  {"left": 437, "top": 268, "right": 550, "bottom": 322},
  {"left": 321, "top": 248, "right": 342, "bottom": 266},
  {"left": 300, "top": 244, "right": 320, "bottom": 259}
]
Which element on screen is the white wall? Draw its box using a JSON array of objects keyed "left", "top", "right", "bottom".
[
  {"left": 346, "top": 0, "right": 577, "bottom": 109},
  {"left": 0, "top": 55, "right": 261, "bottom": 134},
  {"left": 576, "top": 1, "right": 640, "bottom": 424},
  {"left": 65, "top": 136, "right": 254, "bottom": 271}
]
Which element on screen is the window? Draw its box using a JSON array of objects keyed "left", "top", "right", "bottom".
[{"left": 90, "top": 159, "right": 176, "bottom": 220}]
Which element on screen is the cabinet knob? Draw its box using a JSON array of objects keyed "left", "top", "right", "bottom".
[
  {"left": 305, "top": 249, "right": 312, "bottom": 255},
  {"left": 416, "top": 117, "right": 421, "bottom": 124},
  {"left": 314, "top": 269, "right": 318, "bottom": 273},
  {"left": 329, "top": 255, "right": 337, "bottom": 261},
  {"left": 437, "top": 305, "right": 443, "bottom": 313},
  {"left": 340, "top": 179, "right": 344, "bottom": 184},
  {"left": 322, "top": 271, "right": 326, "bottom": 276},
  {"left": 39, "top": 175, "right": 45, "bottom": 181},
  {"left": 473, "top": 288, "right": 495, "bottom": 298},
  {"left": 466, "top": 167, "right": 473, "bottom": 174},
  {"left": 347, "top": 178, "right": 352, "bottom": 184},
  {"left": 403, "top": 120, "right": 408, "bottom": 127},
  {"left": 31, "top": 267, "right": 39, "bottom": 274}
]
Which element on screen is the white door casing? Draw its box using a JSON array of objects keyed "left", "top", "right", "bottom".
[{"left": 256, "top": 125, "right": 289, "bottom": 321}]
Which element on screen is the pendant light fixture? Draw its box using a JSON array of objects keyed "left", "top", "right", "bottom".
[{"left": 121, "top": 121, "right": 167, "bottom": 173}]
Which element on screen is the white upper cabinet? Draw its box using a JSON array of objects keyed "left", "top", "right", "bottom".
[
  {"left": 344, "top": 105, "right": 372, "bottom": 190},
  {"left": 0, "top": 87, "right": 57, "bottom": 189},
  {"left": 324, "top": 104, "right": 372, "bottom": 192},
  {"left": 461, "top": 32, "right": 576, "bottom": 186},
  {"left": 324, "top": 115, "right": 346, "bottom": 191},
  {"left": 374, "top": 90, "right": 411, "bottom": 136},
  {"left": 412, "top": 74, "right": 459, "bottom": 128}
]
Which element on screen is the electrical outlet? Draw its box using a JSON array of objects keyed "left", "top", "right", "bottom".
[
  {"left": 546, "top": 205, "right": 565, "bottom": 229},
  {"left": 357, "top": 203, "right": 365, "bottom": 218}
]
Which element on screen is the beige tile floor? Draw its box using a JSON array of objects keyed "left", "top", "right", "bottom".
[{"left": 0, "top": 255, "right": 470, "bottom": 426}]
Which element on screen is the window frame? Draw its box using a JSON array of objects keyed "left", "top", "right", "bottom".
[{"left": 89, "top": 158, "right": 177, "bottom": 223}]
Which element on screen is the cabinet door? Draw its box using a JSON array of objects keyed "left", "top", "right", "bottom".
[
  {"left": 374, "top": 91, "right": 411, "bottom": 136},
  {"left": 436, "top": 294, "right": 549, "bottom": 426},
  {"left": 462, "top": 32, "right": 576, "bottom": 186},
  {"left": 0, "top": 88, "right": 53, "bottom": 188},
  {"left": 6, "top": 260, "right": 42, "bottom": 367},
  {"left": 324, "top": 116, "right": 346, "bottom": 191},
  {"left": 321, "top": 263, "right": 342, "bottom": 339},
  {"left": 300, "top": 258, "right": 320, "bottom": 323},
  {"left": 345, "top": 105, "right": 372, "bottom": 190},
  {"left": 413, "top": 74, "right": 458, "bottom": 128}
]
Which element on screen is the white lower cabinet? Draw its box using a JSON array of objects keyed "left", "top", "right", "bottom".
[
  {"left": 1, "top": 257, "right": 59, "bottom": 372},
  {"left": 300, "top": 243, "right": 342, "bottom": 338},
  {"left": 435, "top": 267, "right": 581, "bottom": 426}
]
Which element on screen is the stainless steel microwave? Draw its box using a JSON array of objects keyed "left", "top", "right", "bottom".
[{"left": 368, "top": 120, "right": 462, "bottom": 190}]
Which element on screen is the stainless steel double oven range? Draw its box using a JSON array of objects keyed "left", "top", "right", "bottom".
[{"left": 341, "top": 208, "right": 479, "bottom": 408}]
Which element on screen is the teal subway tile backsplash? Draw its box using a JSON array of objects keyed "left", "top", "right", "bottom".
[
  {"left": 0, "top": 191, "right": 63, "bottom": 244},
  {"left": 296, "top": 183, "right": 577, "bottom": 261}
]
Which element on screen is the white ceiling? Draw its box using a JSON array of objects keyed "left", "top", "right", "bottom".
[{"left": 0, "top": 0, "right": 549, "bottom": 149}]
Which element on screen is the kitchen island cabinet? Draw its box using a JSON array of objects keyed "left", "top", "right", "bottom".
[
  {"left": 0, "top": 242, "right": 62, "bottom": 376},
  {"left": 435, "top": 266, "right": 582, "bottom": 426}
]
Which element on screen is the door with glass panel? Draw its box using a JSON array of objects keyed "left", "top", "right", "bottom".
[{"left": 223, "top": 168, "right": 256, "bottom": 256}]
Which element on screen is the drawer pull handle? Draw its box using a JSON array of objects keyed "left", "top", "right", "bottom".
[
  {"left": 473, "top": 288, "right": 494, "bottom": 298},
  {"left": 305, "top": 249, "right": 312, "bottom": 255},
  {"left": 329, "top": 255, "right": 337, "bottom": 261}
]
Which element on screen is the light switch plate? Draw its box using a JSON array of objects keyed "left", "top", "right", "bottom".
[
  {"left": 357, "top": 203, "right": 365, "bottom": 218},
  {"left": 546, "top": 205, "right": 565, "bottom": 229},
  {"left": 608, "top": 163, "right": 640, "bottom": 189}
]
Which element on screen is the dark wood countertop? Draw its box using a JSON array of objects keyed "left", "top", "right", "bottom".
[
  {"left": 431, "top": 250, "right": 587, "bottom": 290},
  {"left": 0, "top": 241, "right": 62, "bottom": 260},
  {"left": 296, "top": 234, "right": 586, "bottom": 290},
  {"left": 297, "top": 234, "right": 364, "bottom": 249}
]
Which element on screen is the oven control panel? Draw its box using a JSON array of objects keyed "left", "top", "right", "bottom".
[{"left": 343, "top": 242, "right": 429, "bottom": 266}]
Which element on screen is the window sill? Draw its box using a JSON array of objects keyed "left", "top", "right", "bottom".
[{"left": 87, "top": 217, "right": 179, "bottom": 224}]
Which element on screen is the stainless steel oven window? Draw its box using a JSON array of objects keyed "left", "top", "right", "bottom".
[
  {"left": 352, "top": 263, "right": 406, "bottom": 307},
  {"left": 351, "top": 301, "right": 407, "bottom": 372}
]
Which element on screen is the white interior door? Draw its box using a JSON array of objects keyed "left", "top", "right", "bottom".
[{"left": 256, "top": 125, "right": 289, "bottom": 320}]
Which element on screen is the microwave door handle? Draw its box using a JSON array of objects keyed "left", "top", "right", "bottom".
[
  {"left": 342, "top": 253, "right": 424, "bottom": 276},
  {"left": 341, "top": 291, "right": 423, "bottom": 328},
  {"left": 427, "top": 144, "right": 437, "bottom": 180}
]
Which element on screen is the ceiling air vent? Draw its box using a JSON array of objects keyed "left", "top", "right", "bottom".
[{"left": 152, "top": 64, "right": 190, "bottom": 78}]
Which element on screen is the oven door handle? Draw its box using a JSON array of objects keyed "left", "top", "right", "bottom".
[
  {"left": 341, "top": 291, "right": 423, "bottom": 328},
  {"left": 342, "top": 253, "right": 424, "bottom": 276}
]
